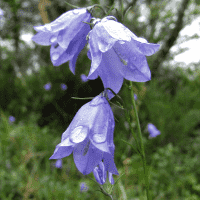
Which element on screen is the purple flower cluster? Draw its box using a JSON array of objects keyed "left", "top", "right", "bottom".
[{"left": 32, "top": 5, "right": 160, "bottom": 185}]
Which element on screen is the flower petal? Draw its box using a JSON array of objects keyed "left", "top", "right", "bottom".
[
  {"left": 32, "top": 31, "right": 56, "bottom": 46},
  {"left": 103, "top": 152, "right": 119, "bottom": 175},
  {"left": 91, "top": 21, "right": 117, "bottom": 53},
  {"left": 88, "top": 30, "right": 102, "bottom": 77},
  {"left": 49, "top": 141, "right": 73, "bottom": 159},
  {"left": 50, "top": 44, "right": 72, "bottom": 66},
  {"left": 67, "top": 24, "right": 90, "bottom": 74},
  {"left": 89, "top": 48, "right": 124, "bottom": 98},
  {"left": 93, "top": 161, "right": 107, "bottom": 185},
  {"left": 113, "top": 41, "right": 151, "bottom": 82},
  {"left": 134, "top": 39, "right": 160, "bottom": 56},
  {"left": 73, "top": 138, "right": 103, "bottom": 175},
  {"left": 101, "top": 17, "right": 133, "bottom": 42},
  {"left": 57, "top": 11, "right": 91, "bottom": 49},
  {"left": 34, "top": 8, "right": 89, "bottom": 33},
  {"left": 90, "top": 107, "right": 110, "bottom": 153},
  {"left": 108, "top": 172, "right": 115, "bottom": 184}
]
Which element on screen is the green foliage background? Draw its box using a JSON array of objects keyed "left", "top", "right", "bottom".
[{"left": 0, "top": 0, "right": 200, "bottom": 199}]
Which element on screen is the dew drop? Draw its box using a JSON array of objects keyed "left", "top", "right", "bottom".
[
  {"left": 72, "top": 9, "right": 79, "bottom": 14},
  {"left": 70, "top": 126, "right": 88, "bottom": 143},
  {"left": 44, "top": 25, "right": 52, "bottom": 31},
  {"left": 52, "top": 53, "right": 60, "bottom": 61},
  {"left": 50, "top": 36, "right": 57, "bottom": 43},
  {"left": 93, "top": 133, "right": 106, "bottom": 143}
]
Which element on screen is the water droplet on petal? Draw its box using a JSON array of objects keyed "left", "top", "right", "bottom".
[
  {"left": 138, "top": 37, "right": 148, "bottom": 43},
  {"left": 50, "top": 35, "right": 57, "bottom": 43},
  {"left": 44, "top": 24, "right": 52, "bottom": 31},
  {"left": 93, "top": 133, "right": 106, "bottom": 143},
  {"left": 72, "top": 9, "right": 79, "bottom": 14},
  {"left": 70, "top": 126, "right": 88, "bottom": 143},
  {"left": 52, "top": 53, "right": 60, "bottom": 60}
]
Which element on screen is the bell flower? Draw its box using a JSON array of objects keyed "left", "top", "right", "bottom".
[
  {"left": 50, "top": 93, "right": 119, "bottom": 177},
  {"left": 32, "top": 8, "right": 92, "bottom": 74},
  {"left": 87, "top": 16, "right": 160, "bottom": 95},
  {"left": 148, "top": 123, "right": 161, "bottom": 138}
]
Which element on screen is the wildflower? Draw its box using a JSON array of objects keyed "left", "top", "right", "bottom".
[
  {"left": 54, "top": 159, "right": 62, "bottom": 169},
  {"left": 32, "top": 8, "right": 92, "bottom": 73},
  {"left": 60, "top": 83, "right": 67, "bottom": 91},
  {"left": 44, "top": 82, "right": 51, "bottom": 90},
  {"left": 9, "top": 116, "right": 15, "bottom": 123},
  {"left": 148, "top": 123, "right": 161, "bottom": 138},
  {"left": 80, "top": 74, "right": 88, "bottom": 82},
  {"left": 50, "top": 93, "right": 119, "bottom": 178},
  {"left": 87, "top": 16, "right": 160, "bottom": 95},
  {"left": 93, "top": 161, "right": 115, "bottom": 185},
  {"left": 134, "top": 94, "right": 137, "bottom": 100},
  {"left": 80, "top": 182, "right": 88, "bottom": 192}
]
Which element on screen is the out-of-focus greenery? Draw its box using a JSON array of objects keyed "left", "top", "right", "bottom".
[{"left": 1, "top": 0, "right": 200, "bottom": 199}]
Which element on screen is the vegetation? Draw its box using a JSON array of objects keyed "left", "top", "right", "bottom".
[{"left": 0, "top": 0, "right": 200, "bottom": 199}]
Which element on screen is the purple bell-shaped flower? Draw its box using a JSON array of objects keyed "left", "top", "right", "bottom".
[
  {"left": 50, "top": 93, "right": 119, "bottom": 179},
  {"left": 32, "top": 8, "right": 92, "bottom": 74},
  {"left": 87, "top": 16, "right": 160, "bottom": 96},
  {"left": 148, "top": 123, "right": 161, "bottom": 138}
]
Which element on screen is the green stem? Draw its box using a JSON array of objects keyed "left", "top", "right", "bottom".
[{"left": 129, "top": 81, "right": 150, "bottom": 200}]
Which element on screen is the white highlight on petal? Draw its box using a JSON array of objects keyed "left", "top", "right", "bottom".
[
  {"left": 50, "top": 35, "right": 57, "bottom": 43},
  {"left": 70, "top": 126, "right": 88, "bottom": 143},
  {"left": 119, "top": 41, "right": 125, "bottom": 44},
  {"left": 52, "top": 52, "right": 60, "bottom": 60},
  {"left": 72, "top": 9, "right": 80, "bottom": 15},
  {"left": 93, "top": 133, "right": 107, "bottom": 143}
]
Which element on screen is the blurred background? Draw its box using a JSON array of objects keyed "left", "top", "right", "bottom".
[{"left": 0, "top": 0, "right": 200, "bottom": 199}]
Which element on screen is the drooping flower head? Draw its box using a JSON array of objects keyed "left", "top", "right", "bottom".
[
  {"left": 50, "top": 92, "right": 119, "bottom": 180},
  {"left": 148, "top": 123, "right": 161, "bottom": 138},
  {"left": 32, "top": 8, "right": 92, "bottom": 74},
  {"left": 87, "top": 16, "right": 160, "bottom": 96}
]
